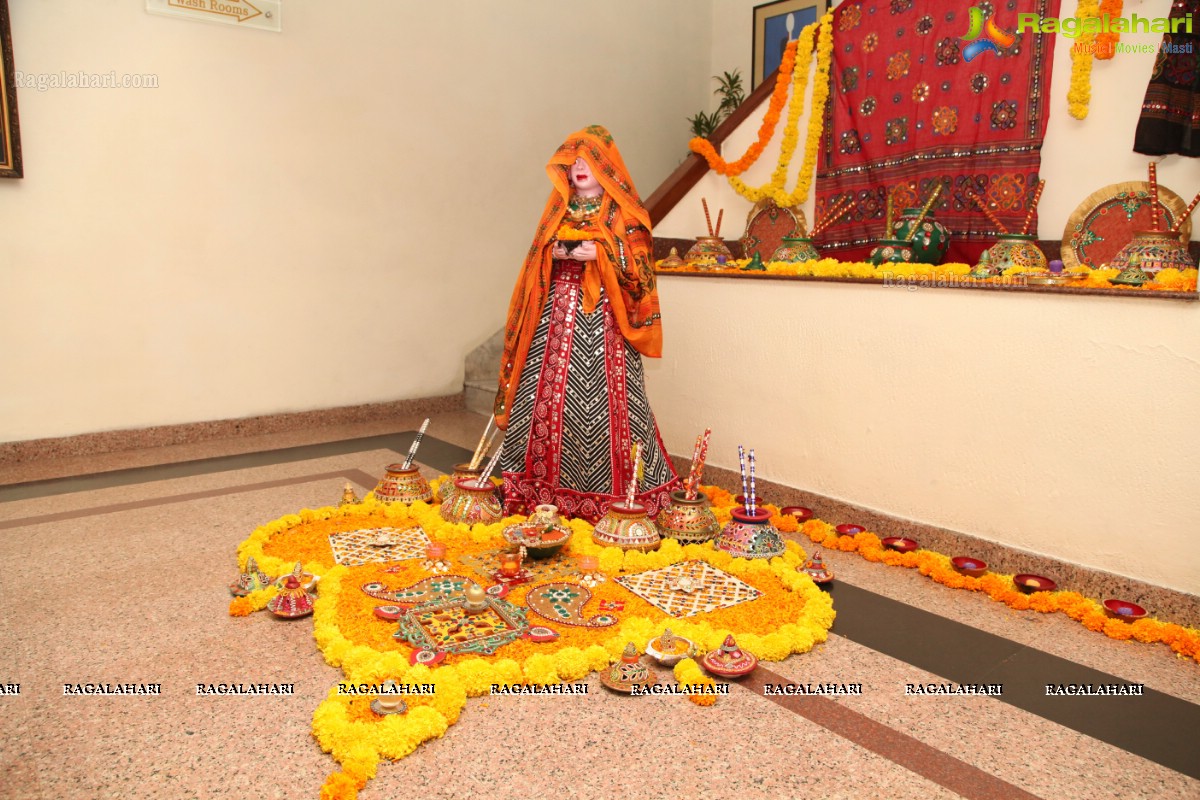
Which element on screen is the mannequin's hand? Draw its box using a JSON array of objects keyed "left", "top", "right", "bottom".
[
  {"left": 551, "top": 242, "right": 568, "bottom": 259},
  {"left": 571, "top": 241, "right": 598, "bottom": 261}
]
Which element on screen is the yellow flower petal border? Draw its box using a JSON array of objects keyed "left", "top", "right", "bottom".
[{"left": 231, "top": 486, "right": 835, "bottom": 800}]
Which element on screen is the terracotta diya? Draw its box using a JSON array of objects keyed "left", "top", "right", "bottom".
[
  {"left": 701, "top": 634, "right": 758, "bottom": 678},
  {"left": 882, "top": 537, "right": 918, "bottom": 553},
  {"left": 780, "top": 506, "right": 814, "bottom": 524},
  {"left": 951, "top": 557, "right": 988, "bottom": 578},
  {"left": 599, "top": 642, "right": 658, "bottom": 694},
  {"left": 1013, "top": 574, "right": 1057, "bottom": 593},
  {"left": 836, "top": 524, "right": 866, "bottom": 536},
  {"left": 1103, "top": 599, "right": 1147, "bottom": 620}
]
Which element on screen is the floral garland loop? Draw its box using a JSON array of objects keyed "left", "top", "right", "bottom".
[
  {"left": 688, "top": 38, "right": 801, "bottom": 176},
  {"left": 730, "top": 11, "right": 835, "bottom": 208}
]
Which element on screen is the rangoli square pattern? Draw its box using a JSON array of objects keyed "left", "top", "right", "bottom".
[
  {"left": 615, "top": 560, "right": 762, "bottom": 618},
  {"left": 328, "top": 526, "right": 431, "bottom": 567}
]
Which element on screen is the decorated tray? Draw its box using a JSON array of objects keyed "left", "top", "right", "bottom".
[{"left": 1061, "top": 181, "right": 1192, "bottom": 270}]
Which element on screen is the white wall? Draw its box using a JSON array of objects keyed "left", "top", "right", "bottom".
[
  {"left": 650, "top": 0, "right": 1200, "bottom": 591},
  {"left": 0, "top": 0, "right": 711, "bottom": 442}
]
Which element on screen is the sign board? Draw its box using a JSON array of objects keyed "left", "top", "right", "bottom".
[{"left": 146, "top": 0, "right": 281, "bottom": 33}]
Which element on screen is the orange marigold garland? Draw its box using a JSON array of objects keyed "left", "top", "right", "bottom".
[
  {"left": 689, "top": 38, "right": 800, "bottom": 176},
  {"left": 1094, "top": 0, "right": 1123, "bottom": 59},
  {"left": 764, "top": 513, "right": 1200, "bottom": 663}
]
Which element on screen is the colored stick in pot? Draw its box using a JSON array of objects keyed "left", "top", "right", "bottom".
[
  {"left": 965, "top": 189, "right": 1009, "bottom": 233},
  {"left": 401, "top": 418, "right": 430, "bottom": 469},
  {"left": 684, "top": 428, "right": 712, "bottom": 500},
  {"left": 748, "top": 449, "right": 757, "bottom": 516},
  {"left": 737, "top": 445, "right": 749, "bottom": 508},
  {"left": 702, "top": 198, "right": 714, "bottom": 236},
  {"left": 476, "top": 442, "right": 504, "bottom": 488},
  {"left": 468, "top": 417, "right": 494, "bottom": 470},
  {"left": 1020, "top": 179, "right": 1046, "bottom": 236},
  {"left": 905, "top": 184, "right": 943, "bottom": 241},
  {"left": 811, "top": 197, "right": 853, "bottom": 237},
  {"left": 1148, "top": 161, "right": 1161, "bottom": 232},
  {"left": 1169, "top": 191, "right": 1200, "bottom": 234}
]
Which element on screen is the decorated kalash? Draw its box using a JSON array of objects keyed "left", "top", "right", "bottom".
[{"left": 227, "top": 416, "right": 837, "bottom": 799}]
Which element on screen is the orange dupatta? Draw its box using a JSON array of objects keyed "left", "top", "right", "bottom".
[{"left": 494, "top": 125, "right": 662, "bottom": 429}]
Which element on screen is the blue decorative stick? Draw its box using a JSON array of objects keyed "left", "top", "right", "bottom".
[{"left": 737, "top": 445, "right": 749, "bottom": 508}]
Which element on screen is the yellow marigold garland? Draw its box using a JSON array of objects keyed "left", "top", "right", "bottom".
[
  {"left": 689, "top": 39, "right": 801, "bottom": 176},
  {"left": 655, "top": 258, "right": 1199, "bottom": 292},
  {"left": 1067, "top": 0, "right": 1101, "bottom": 119},
  {"left": 234, "top": 489, "right": 834, "bottom": 800},
  {"left": 730, "top": 12, "right": 835, "bottom": 208}
]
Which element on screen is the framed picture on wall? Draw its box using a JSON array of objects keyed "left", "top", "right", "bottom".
[
  {"left": 752, "top": 0, "right": 825, "bottom": 88},
  {"left": 0, "top": 0, "right": 22, "bottom": 179}
]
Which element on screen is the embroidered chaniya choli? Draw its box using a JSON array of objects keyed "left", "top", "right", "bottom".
[{"left": 495, "top": 126, "right": 678, "bottom": 522}]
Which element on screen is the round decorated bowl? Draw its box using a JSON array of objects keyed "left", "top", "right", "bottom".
[
  {"left": 1102, "top": 599, "right": 1147, "bottom": 620},
  {"left": 881, "top": 536, "right": 918, "bottom": 553},
  {"left": 1013, "top": 574, "right": 1057, "bottom": 593},
  {"left": 836, "top": 524, "right": 866, "bottom": 536},
  {"left": 951, "top": 556, "right": 988, "bottom": 578},
  {"left": 645, "top": 634, "right": 696, "bottom": 666},
  {"left": 780, "top": 506, "right": 814, "bottom": 523},
  {"left": 501, "top": 522, "right": 572, "bottom": 559}
]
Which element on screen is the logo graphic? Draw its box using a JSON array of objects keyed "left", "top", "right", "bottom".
[{"left": 960, "top": 6, "right": 1017, "bottom": 61}]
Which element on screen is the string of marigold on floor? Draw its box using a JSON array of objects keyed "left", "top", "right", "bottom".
[
  {"left": 688, "top": 36, "right": 801, "bottom": 176},
  {"left": 765, "top": 512, "right": 1200, "bottom": 663}
]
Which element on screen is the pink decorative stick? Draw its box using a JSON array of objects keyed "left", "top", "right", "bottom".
[
  {"left": 1020, "top": 179, "right": 1046, "bottom": 236},
  {"left": 1148, "top": 162, "right": 1161, "bottom": 232},
  {"left": 1169, "top": 190, "right": 1200, "bottom": 234},
  {"left": 468, "top": 417, "right": 494, "bottom": 470},
  {"left": 626, "top": 442, "right": 642, "bottom": 507},
  {"left": 684, "top": 428, "right": 712, "bottom": 500},
  {"left": 401, "top": 418, "right": 430, "bottom": 469},
  {"left": 748, "top": 449, "right": 757, "bottom": 516}
]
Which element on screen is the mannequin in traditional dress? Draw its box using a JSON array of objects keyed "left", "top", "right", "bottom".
[{"left": 495, "top": 125, "right": 678, "bottom": 522}]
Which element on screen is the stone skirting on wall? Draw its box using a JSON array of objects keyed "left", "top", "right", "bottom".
[{"left": 0, "top": 393, "right": 465, "bottom": 466}]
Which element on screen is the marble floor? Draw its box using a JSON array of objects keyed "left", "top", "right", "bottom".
[{"left": 1, "top": 410, "right": 1197, "bottom": 800}]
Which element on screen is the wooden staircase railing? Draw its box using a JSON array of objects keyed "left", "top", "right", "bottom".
[{"left": 644, "top": 68, "right": 781, "bottom": 227}]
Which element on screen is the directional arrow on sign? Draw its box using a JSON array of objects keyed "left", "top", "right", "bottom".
[{"left": 167, "top": 0, "right": 262, "bottom": 23}]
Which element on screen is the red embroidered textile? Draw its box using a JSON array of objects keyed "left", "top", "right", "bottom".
[{"left": 815, "top": 0, "right": 1060, "bottom": 264}]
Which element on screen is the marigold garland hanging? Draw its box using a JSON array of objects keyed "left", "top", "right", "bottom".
[
  {"left": 1094, "top": 0, "right": 1124, "bottom": 59},
  {"left": 1067, "top": 0, "right": 1101, "bottom": 119},
  {"left": 689, "top": 38, "right": 801, "bottom": 176},
  {"left": 728, "top": 12, "right": 835, "bottom": 208}
]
